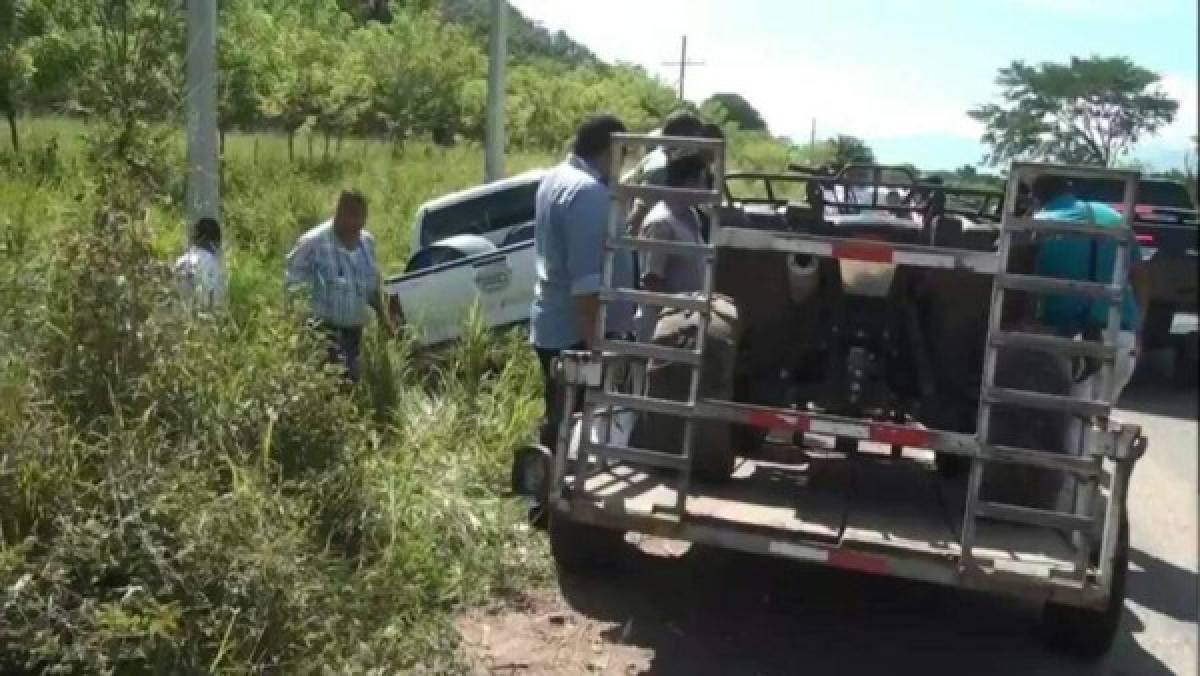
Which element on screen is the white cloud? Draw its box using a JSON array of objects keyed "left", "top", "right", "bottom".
[
  {"left": 1157, "top": 74, "right": 1198, "bottom": 145},
  {"left": 510, "top": 0, "right": 981, "bottom": 142}
]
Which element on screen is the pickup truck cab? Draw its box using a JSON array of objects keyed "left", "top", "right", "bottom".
[
  {"left": 384, "top": 169, "right": 546, "bottom": 346},
  {"left": 1071, "top": 177, "right": 1198, "bottom": 355}
]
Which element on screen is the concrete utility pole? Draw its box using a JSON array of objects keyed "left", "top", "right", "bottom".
[
  {"left": 664, "top": 35, "right": 704, "bottom": 101},
  {"left": 810, "top": 118, "right": 816, "bottom": 148},
  {"left": 184, "top": 0, "right": 219, "bottom": 230},
  {"left": 484, "top": 0, "right": 507, "bottom": 182}
]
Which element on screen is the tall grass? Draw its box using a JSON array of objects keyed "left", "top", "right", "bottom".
[{"left": 0, "top": 119, "right": 549, "bottom": 674}]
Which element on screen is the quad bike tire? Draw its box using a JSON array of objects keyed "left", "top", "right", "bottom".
[
  {"left": 630, "top": 294, "right": 742, "bottom": 482},
  {"left": 1040, "top": 515, "right": 1129, "bottom": 659},
  {"left": 548, "top": 511, "right": 626, "bottom": 576},
  {"left": 979, "top": 346, "right": 1074, "bottom": 509}
]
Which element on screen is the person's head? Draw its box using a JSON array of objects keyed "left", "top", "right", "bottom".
[
  {"left": 665, "top": 152, "right": 710, "bottom": 190},
  {"left": 661, "top": 110, "right": 704, "bottom": 138},
  {"left": 333, "top": 190, "right": 368, "bottom": 241},
  {"left": 192, "top": 217, "right": 221, "bottom": 252},
  {"left": 571, "top": 113, "right": 627, "bottom": 182},
  {"left": 1031, "top": 174, "right": 1072, "bottom": 207}
]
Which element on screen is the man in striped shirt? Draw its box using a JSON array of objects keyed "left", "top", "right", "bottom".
[{"left": 285, "top": 190, "right": 393, "bottom": 382}]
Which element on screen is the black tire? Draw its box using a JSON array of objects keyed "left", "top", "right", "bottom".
[
  {"left": 981, "top": 346, "right": 1073, "bottom": 509},
  {"left": 632, "top": 296, "right": 742, "bottom": 483},
  {"left": 935, "top": 452, "right": 969, "bottom": 478},
  {"left": 548, "top": 511, "right": 626, "bottom": 576},
  {"left": 1174, "top": 332, "right": 1198, "bottom": 388},
  {"left": 1141, "top": 301, "right": 1175, "bottom": 351},
  {"left": 1041, "top": 515, "right": 1129, "bottom": 659}
]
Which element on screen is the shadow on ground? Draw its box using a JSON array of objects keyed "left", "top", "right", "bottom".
[{"left": 556, "top": 542, "right": 1176, "bottom": 676}]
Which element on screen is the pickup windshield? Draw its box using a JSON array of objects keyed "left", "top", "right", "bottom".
[{"left": 419, "top": 182, "right": 539, "bottom": 246}]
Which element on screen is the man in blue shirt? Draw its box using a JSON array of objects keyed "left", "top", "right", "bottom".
[
  {"left": 530, "top": 113, "right": 635, "bottom": 447},
  {"left": 1031, "top": 174, "right": 1149, "bottom": 412},
  {"left": 286, "top": 190, "right": 394, "bottom": 383}
]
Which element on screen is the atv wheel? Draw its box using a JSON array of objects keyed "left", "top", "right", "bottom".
[
  {"left": 981, "top": 346, "right": 1073, "bottom": 509},
  {"left": 632, "top": 295, "right": 742, "bottom": 482}
]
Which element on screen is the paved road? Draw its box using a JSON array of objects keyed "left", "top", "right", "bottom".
[{"left": 553, "top": 356, "right": 1198, "bottom": 676}]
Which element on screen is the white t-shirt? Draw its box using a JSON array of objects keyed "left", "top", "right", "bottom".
[{"left": 174, "top": 246, "right": 226, "bottom": 311}]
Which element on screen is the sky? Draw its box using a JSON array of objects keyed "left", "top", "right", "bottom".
[{"left": 507, "top": 0, "right": 1198, "bottom": 171}]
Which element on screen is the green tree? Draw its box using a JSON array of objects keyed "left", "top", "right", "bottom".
[
  {"left": 701, "top": 92, "right": 768, "bottom": 132},
  {"left": 969, "top": 56, "right": 1179, "bottom": 166},
  {"left": 826, "top": 134, "right": 875, "bottom": 169},
  {"left": 0, "top": 0, "right": 34, "bottom": 151}
]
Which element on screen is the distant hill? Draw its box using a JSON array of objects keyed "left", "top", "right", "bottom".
[{"left": 436, "top": 0, "right": 604, "bottom": 67}]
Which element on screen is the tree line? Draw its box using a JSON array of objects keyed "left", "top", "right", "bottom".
[{"left": 0, "top": 0, "right": 684, "bottom": 157}]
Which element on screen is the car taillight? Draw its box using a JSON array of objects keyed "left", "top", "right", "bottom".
[{"left": 1136, "top": 234, "right": 1154, "bottom": 245}]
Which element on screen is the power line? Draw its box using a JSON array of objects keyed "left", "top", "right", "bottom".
[{"left": 663, "top": 35, "right": 704, "bottom": 101}]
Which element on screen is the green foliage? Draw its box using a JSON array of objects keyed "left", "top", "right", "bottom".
[
  {"left": 702, "top": 92, "right": 768, "bottom": 133},
  {"left": 439, "top": 0, "right": 601, "bottom": 67},
  {"left": 970, "top": 56, "right": 1179, "bottom": 167},
  {"left": 0, "top": 120, "right": 549, "bottom": 673},
  {"left": 5, "top": 0, "right": 779, "bottom": 158},
  {"left": 0, "top": 0, "right": 34, "bottom": 150}
]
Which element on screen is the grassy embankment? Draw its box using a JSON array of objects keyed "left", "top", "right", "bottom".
[{"left": 0, "top": 117, "right": 553, "bottom": 674}]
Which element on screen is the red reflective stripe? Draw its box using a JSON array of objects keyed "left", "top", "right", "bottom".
[
  {"left": 1136, "top": 234, "right": 1154, "bottom": 244},
  {"left": 828, "top": 549, "right": 889, "bottom": 575},
  {"left": 747, "top": 410, "right": 809, "bottom": 433},
  {"left": 869, "top": 423, "right": 929, "bottom": 448},
  {"left": 832, "top": 241, "right": 894, "bottom": 263}
]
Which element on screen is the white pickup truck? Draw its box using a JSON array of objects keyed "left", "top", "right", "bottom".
[{"left": 383, "top": 169, "right": 546, "bottom": 346}]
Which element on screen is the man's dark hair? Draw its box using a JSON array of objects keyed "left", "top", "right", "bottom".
[
  {"left": 193, "top": 217, "right": 221, "bottom": 248},
  {"left": 665, "top": 152, "right": 709, "bottom": 188},
  {"left": 571, "top": 113, "right": 627, "bottom": 159},
  {"left": 1031, "top": 174, "right": 1072, "bottom": 204},
  {"left": 700, "top": 122, "right": 725, "bottom": 139},
  {"left": 661, "top": 110, "right": 704, "bottom": 137},
  {"left": 337, "top": 189, "right": 368, "bottom": 213}
]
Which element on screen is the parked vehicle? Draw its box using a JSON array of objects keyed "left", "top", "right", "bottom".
[
  {"left": 383, "top": 169, "right": 545, "bottom": 345},
  {"left": 513, "top": 137, "right": 1148, "bottom": 660},
  {"left": 1071, "top": 177, "right": 1197, "bottom": 383}
]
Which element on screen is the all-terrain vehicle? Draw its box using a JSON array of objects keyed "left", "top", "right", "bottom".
[{"left": 511, "top": 134, "right": 1147, "bottom": 659}]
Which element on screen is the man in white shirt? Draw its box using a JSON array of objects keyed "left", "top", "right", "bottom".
[
  {"left": 635, "top": 152, "right": 710, "bottom": 341},
  {"left": 174, "top": 217, "right": 226, "bottom": 312}
]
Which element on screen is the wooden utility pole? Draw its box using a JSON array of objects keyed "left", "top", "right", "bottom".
[{"left": 664, "top": 35, "right": 704, "bottom": 101}]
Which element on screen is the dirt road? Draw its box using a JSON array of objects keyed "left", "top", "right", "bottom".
[{"left": 462, "top": 356, "right": 1198, "bottom": 676}]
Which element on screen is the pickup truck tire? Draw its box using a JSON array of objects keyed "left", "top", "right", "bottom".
[
  {"left": 548, "top": 511, "right": 626, "bottom": 576},
  {"left": 1040, "top": 514, "right": 1129, "bottom": 659},
  {"left": 631, "top": 295, "right": 741, "bottom": 482},
  {"left": 1141, "top": 301, "right": 1175, "bottom": 351},
  {"left": 980, "top": 346, "right": 1072, "bottom": 509},
  {"left": 1175, "top": 331, "right": 1198, "bottom": 388}
]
